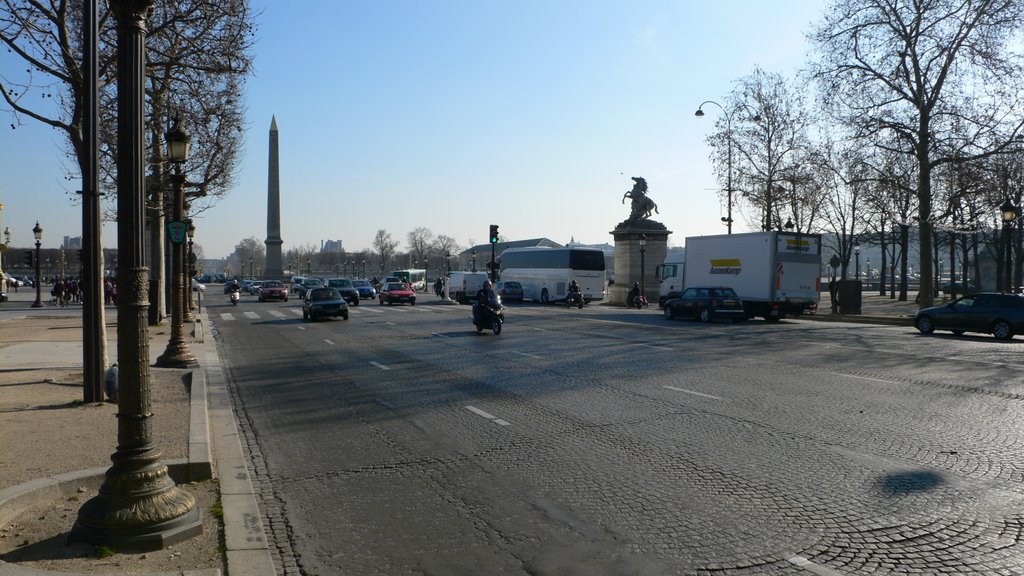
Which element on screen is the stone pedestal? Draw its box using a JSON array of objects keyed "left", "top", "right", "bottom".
[{"left": 610, "top": 219, "right": 671, "bottom": 305}]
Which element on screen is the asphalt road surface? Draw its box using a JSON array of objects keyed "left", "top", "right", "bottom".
[{"left": 211, "top": 290, "right": 1024, "bottom": 576}]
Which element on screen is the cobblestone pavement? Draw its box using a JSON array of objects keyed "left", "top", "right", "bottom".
[{"left": 211, "top": 293, "right": 1024, "bottom": 575}]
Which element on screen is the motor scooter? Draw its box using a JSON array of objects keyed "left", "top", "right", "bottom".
[
  {"left": 472, "top": 296, "right": 504, "bottom": 335},
  {"left": 627, "top": 293, "right": 648, "bottom": 309},
  {"left": 230, "top": 289, "right": 240, "bottom": 306},
  {"left": 566, "top": 291, "right": 584, "bottom": 309}
]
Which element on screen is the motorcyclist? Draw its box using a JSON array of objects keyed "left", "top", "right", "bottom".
[
  {"left": 474, "top": 280, "right": 498, "bottom": 325},
  {"left": 230, "top": 279, "right": 240, "bottom": 293},
  {"left": 627, "top": 281, "right": 641, "bottom": 306},
  {"left": 567, "top": 279, "right": 582, "bottom": 305}
]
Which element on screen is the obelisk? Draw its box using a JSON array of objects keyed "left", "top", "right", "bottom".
[{"left": 264, "top": 116, "right": 284, "bottom": 279}]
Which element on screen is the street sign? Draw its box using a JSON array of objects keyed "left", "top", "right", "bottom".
[{"left": 167, "top": 220, "right": 187, "bottom": 244}]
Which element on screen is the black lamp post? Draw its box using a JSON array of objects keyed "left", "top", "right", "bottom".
[
  {"left": 73, "top": 0, "right": 201, "bottom": 549},
  {"left": 361, "top": 259, "right": 366, "bottom": 277},
  {"left": 1002, "top": 198, "right": 1016, "bottom": 292},
  {"left": 185, "top": 219, "right": 196, "bottom": 320},
  {"left": 249, "top": 256, "right": 253, "bottom": 278},
  {"left": 156, "top": 116, "right": 197, "bottom": 368},
  {"left": 854, "top": 239, "right": 861, "bottom": 283},
  {"left": 306, "top": 258, "right": 311, "bottom": 276},
  {"left": 639, "top": 233, "right": 647, "bottom": 299},
  {"left": 696, "top": 100, "right": 734, "bottom": 234},
  {"left": 471, "top": 249, "right": 477, "bottom": 272},
  {"left": 31, "top": 221, "right": 43, "bottom": 308},
  {"left": 866, "top": 258, "right": 872, "bottom": 290}
]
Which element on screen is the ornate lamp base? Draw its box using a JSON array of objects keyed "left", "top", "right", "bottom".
[{"left": 71, "top": 458, "right": 202, "bottom": 550}]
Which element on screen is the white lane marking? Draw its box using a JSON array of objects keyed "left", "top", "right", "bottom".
[
  {"left": 663, "top": 386, "right": 722, "bottom": 400},
  {"left": 465, "top": 406, "right": 511, "bottom": 425},
  {"left": 219, "top": 313, "right": 235, "bottom": 321},
  {"left": 641, "top": 343, "right": 675, "bottom": 351},
  {"left": 511, "top": 351, "right": 542, "bottom": 359},
  {"left": 827, "top": 372, "right": 897, "bottom": 385},
  {"left": 432, "top": 333, "right": 448, "bottom": 338},
  {"left": 466, "top": 406, "right": 496, "bottom": 419},
  {"left": 243, "top": 311, "right": 260, "bottom": 320},
  {"left": 787, "top": 555, "right": 847, "bottom": 576},
  {"left": 385, "top": 322, "right": 396, "bottom": 326},
  {"left": 297, "top": 326, "right": 306, "bottom": 331},
  {"left": 291, "top": 309, "right": 303, "bottom": 316},
  {"left": 324, "top": 339, "right": 335, "bottom": 346},
  {"left": 370, "top": 361, "right": 391, "bottom": 371},
  {"left": 269, "top": 310, "right": 286, "bottom": 318}
]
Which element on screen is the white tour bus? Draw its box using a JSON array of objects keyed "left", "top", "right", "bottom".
[{"left": 498, "top": 247, "right": 606, "bottom": 303}]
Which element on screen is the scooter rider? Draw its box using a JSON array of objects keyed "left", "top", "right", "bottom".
[
  {"left": 567, "top": 279, "right": 581, "bottom": 305},
  {"left": 474, "top": 280, "right": 497, "bottom": 324},
  {"left": 627, "top": 281, "right": 641, "bottom": 306}
]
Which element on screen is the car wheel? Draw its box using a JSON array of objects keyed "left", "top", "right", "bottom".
[
  {"left": 343, "top": 312, "right": 349, "bottom": 320},
  {"left": 915, "top": 315, "right": 935, "bottom": 334},
  {"left": 541, "top": 289, "right": 549, "bottom": 304},
  {"left": 353, "top": 298, "right": 359, "bottom": 306},
  {"left": 411, "top": 300, "right": 416, "bottom": 306},
  {"left": 698, "top": 308, "right": 712, "bottom": 323},
  {"left": 379, "top": 298, "right": 385, "bottom": 305},
  {"left": 992, "top": 320, "right": 1014, "bottom": 340},
  {"left": 302, "top": 309, "right": 309, "bottom": 320},
  {"left": 664, "top": 306, "right": 675, "bottom": 320}
]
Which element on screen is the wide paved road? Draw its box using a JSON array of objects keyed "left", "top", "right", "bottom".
[{"left": 211, "top": 291, "right": 1024, "bottom": 576}]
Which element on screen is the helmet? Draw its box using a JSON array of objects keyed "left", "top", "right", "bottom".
[{"left": 483, "top": 280, "right": 492, "bottom": 288}]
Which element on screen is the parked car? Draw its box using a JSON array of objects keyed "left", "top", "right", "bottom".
[
  {"left": 495, "top": 280, "right": 524, "bottom": 303},
  {"left": 192, "top": 279, "right": 206, "bottom": 292},
  {"left": 258, "top": 280, "right": 289, "bottom": 302},
  {"left": 914, "top": 292, "right": 1024, "bottom": 340},
  {"left": 379, "top": 282, "right": 416, "bottom": 306},
  {"left": 302, "top": 287, "right": 349, "bottom": 321},
  {"left": 326, "top": 278, "right": 361, "bottom": 306},
  {"left": 352, "top": 279, "right": 376, "bottom": 299},
  {"left": 663, "top": 286, "right": 746, "bottom": 323}
]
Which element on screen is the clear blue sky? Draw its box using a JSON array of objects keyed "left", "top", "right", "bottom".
[{"left": 1, "top": 0, "right": 824, "bottom": 259}]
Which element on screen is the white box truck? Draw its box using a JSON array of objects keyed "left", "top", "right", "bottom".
[
  {"left": 656, "top": 248, "right": 686, "bottom": 307},
  {"left": 448, "top": 272, "right": 489, "bottom": 304},
  {"left": 683, "top": 232, "right": 821, "bottom": 322}
]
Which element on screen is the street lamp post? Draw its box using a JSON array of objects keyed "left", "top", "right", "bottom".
[
  {"left": 249, "top": 256, "right": 253, "bottom": 279},
  {"left": 306, "top": 258, "right": 311, "bottom": 276},
  {"left": 442, "top": 251, "right": 452, "bottom": 302},
  {"left": 1002, "top": 198, "right": 1016, "bottom": 293},
  {"left": 156, "top": 116, "right": 197, "bottom": 368},
  {"left": 185, "top": 220, "right": 196, "bottom": 321},
  {"left": 31, "top": 221, "right": 43, "bottom": 308},
  {"left": 471, "top": 249, "right": 477, "bottom": 272},
  {"left": 696, "top": 101, "right": 734, "bottom": 234},
  {"left": 639, "top": 233, "right": 647, "bottom": 299},
  {"left": 854, "top": 240, "right": 861, "bottom": 284},
  {"left": 866, "top": 258, "right": 872, "bottom": 290},
  {"left": 73, "top": 0, "right": 201, "bottom": 549}
]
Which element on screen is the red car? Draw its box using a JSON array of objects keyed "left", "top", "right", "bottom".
[
  {"left": 258, "top": 280, "right": 289, "bottom": 302},
  {"left": 379, "top": 282, "right": 416, "bottom": 306}
]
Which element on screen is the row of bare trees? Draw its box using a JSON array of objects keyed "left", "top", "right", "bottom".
[
  {"left": 221, "top": 227, "right": 465, "bottom": 281},
  {"left": 701, "top": 0, "right": 1024, "bottom": 306}
]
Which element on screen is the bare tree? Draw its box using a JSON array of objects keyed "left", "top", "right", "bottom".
[
  {"left": 809, "top": 0, "right": 1024, "bottom": 307},
  {"left": 373, "top": 229, "right": 399, "bottom": 276},
  {"left": 716, "top": 67, "right": 812, "bottom": 232},
  {"left": 406, "top": 227, "right": 433, "bottom": 268}
]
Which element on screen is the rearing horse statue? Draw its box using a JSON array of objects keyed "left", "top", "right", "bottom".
[{"left": 622, "top": 176, "right": 659, "bottom": 220}]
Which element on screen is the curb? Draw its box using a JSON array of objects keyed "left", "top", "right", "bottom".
[{"left": 0, "top": 311, "right": 275, "bottom": 576}]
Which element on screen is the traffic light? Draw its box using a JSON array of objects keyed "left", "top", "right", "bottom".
[
  {"left": 489, "top": 224, "right": 499, "bottom": 244},
  {"left": 23, "top": 251, "right": 33, "bottom": 266}
]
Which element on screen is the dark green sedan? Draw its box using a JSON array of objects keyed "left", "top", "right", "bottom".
[
  {"left": 914, "top": 292, "right": 1024, "bottom": 340},
  {"left": 302, "top": 287, "right": 350, "bottom": 321}
]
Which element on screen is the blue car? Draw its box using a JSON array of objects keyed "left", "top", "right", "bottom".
[
  {"left": 914, "top": 292, "right": 1024, "bottom": 340},
  {"left": 352, "top": 279, "right": 376, "bottom": 299}
]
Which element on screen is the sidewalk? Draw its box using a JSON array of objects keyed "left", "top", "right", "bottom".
[{"left": 0, "top": 290, "right": 274, "bottom": 576}]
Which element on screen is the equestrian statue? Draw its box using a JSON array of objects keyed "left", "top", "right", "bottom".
[{"left": 622, "top": 176, "right": 659, "bottom": 221}]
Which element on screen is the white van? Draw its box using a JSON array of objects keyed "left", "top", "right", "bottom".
[{"left": 448, "top": 272, "right": 489, "bottom": 304}]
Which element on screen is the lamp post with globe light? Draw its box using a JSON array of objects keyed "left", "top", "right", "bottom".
[
  {"left": 156, "top": 116, "right": 197, "bottom": 368},
  {"left": 31, "top": 221, "right": 43, "bottom": 308}
]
